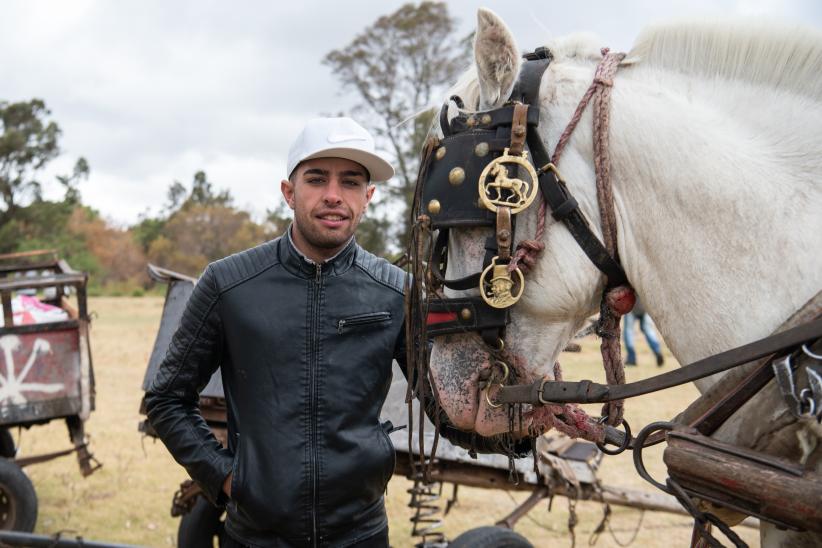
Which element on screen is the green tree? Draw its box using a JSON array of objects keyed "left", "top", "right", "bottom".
[
  {"left": 147, "top": 203, "right": 271, "bottom": 275},
  {"left": 165, "top": 180, "right": 187, "bottom": 212},
  {"left": 265, "top": 202, "right": 291, "bottom": 238},
  {"left": 185, "top": 170, "right": 232, "bottom": 208},
  {"left": 133, "top": 171, "right": 236, "bottom": 254},
  {"left": 0, "top": 99, "right": 60, "bottom": 225},
  {"left": 0, "top": 98, "right": 89, "bottom": 228},
  {"left": 324, "top": 2, "right": 470, "bottom": 250},
  {"left": 55, "top": 157, "right": 90, "bottom": 205},
  {"left": 138, "top": 170, "right": 277, "bottom": 275}
]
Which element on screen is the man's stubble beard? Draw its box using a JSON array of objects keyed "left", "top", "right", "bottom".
[{"left": 295, "top": 207, "right": 362, "bottom": 250}]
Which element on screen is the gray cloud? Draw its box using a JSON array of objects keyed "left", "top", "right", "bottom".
[{"left": 1, "top": 0, "right": 818, "bottom": 223}]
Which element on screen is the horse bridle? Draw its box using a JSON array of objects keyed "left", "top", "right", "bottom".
[
  {"left": 417, "top": 48, "right": 628, "bottom": 348},
  {"left": 407, "top": 47, "right": 822, "bottom": 546}
]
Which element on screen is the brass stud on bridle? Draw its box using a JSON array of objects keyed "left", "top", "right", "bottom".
[
  {"left": 427, "top": 200, "right": 441, "bottom": 215},
  {"left": 449, "top": 167, "right": 466, "bottom": 186},
  {"left": 435, "top": 146, "right": 447, "bottom": 160},
  {"left": 474, "top": 142, "right": 489, "bottom": 157}
]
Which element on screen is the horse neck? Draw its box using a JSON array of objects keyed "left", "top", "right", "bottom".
[{"left": 603, "top": 66, "right": 822, "bottom": 365}]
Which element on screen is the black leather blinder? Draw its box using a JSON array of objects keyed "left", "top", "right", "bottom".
[{"left": 422, "top": 105, "right": 541, "bottom": 230}]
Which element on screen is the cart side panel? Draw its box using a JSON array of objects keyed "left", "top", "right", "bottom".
[
  {"left": 0, "top": 325, "right": 83, "bottom": 425},
  {"left": 142, "top": 279, "right": 194, "bottom": 391},
  {"left": 141, "top": 278, "right": 224, "bottom": 398}
]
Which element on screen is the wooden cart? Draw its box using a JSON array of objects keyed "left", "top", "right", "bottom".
[{"left": 0, "top": 250, "right": 101, "bottom": 532}]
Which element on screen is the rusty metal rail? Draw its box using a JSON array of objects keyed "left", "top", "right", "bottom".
[{"left": 0, "top": 530, "right": 139, "bottom": 548}]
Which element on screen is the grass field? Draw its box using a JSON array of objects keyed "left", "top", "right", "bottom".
[{"left": 19, "top": 297, "right": 760, "bottom": 547}]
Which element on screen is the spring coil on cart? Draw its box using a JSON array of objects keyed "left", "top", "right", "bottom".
[{"left": 407, "top": 474, "right": 448, "bottom": 547}]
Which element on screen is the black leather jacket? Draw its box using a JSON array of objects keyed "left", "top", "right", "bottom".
[{"left": 145, "top": 235, "right": 407, "bottom": 547}]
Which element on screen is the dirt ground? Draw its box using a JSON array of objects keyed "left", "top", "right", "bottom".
[{"left": 18, "top": 297, "right": 761, "bottom": 547}]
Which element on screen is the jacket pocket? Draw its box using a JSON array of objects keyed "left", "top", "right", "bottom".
[
  {"left": 377, "top": 422, "right": 396, "bottom": 489},
  {"left": 230, "top": 434, "right": 244, "bottom": 503},
  {"left": 337, "top": 311, "right": 392, "bottom": 334}
]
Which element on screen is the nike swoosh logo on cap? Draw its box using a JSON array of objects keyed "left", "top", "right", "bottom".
[{"left": 327, "top": 134, "right": 368, "bottom": 143}]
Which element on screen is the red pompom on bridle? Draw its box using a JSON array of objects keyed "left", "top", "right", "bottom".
[{"left": 605, "top": 285, "right": 636, "bottom": 316}]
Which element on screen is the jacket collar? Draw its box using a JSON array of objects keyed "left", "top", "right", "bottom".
[{"left": 279, "top": 225, "right": 357, "bottom": 278}]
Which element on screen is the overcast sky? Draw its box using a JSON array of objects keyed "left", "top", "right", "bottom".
[{"left": 1, "top": 0, "right": 820, "bottom": 226}]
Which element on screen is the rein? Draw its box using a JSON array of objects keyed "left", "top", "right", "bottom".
[{"left": 497, "top": 316, "right": 822, "bottom": 406}]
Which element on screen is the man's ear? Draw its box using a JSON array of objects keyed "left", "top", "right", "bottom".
[
  {"left": 281, "top": 179, "right": 295, "bottom": 209},
  {"left": 364, "top": 184, "right": 375, "bottom": 209}
]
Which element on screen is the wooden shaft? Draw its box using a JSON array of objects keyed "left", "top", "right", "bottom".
[{"left": 664, "top": 433, "right": 822, "bottom": 532}]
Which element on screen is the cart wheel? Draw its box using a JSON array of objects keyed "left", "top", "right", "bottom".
[
  {"left": 0, "top": 458, "right": 37, "bottom": 532},
  {"left": 0, "top": 430, "right": 15, "bottom": 459},
  {"left": 177, "top": 496, "right": 226, "bottom": 548},
  {"left": 449, "top": 526, "right": 533, "bottom": 548}
]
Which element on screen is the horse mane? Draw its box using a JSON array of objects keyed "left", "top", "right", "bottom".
[
  {"left": 445, "top": 19, "right": 822, "bottom": 117},
  {"left": 628, "top": 20, "right": 822, "bottom": 100}
]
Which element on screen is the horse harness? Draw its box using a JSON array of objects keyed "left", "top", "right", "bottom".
[
  {"left": 407, "top": 46, "right": 822, "bottom": 545},
  {"left": 418, "top": 47, "right": 628, "bottom": 349},
  {"left": 412, "top": 45, "right": 822, "bottom": 435}
]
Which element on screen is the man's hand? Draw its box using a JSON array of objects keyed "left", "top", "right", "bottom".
[{"left": 223, "top": 472, "right": 233, "bottom": 498}]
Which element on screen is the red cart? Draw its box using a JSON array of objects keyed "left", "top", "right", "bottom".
[{"left": 0, "top": 250, "right": 101, "bottom": 531}]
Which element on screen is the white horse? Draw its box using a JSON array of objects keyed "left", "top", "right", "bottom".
[{"left": 428, "top": 9, "right": 822, "bottom": 547}]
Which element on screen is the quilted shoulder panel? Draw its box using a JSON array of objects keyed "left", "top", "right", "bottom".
[
  {"left": 210, "top": 239, "right": 280, "bottom": 292},
  {"left": 354, "top": 247, "right": 407, "bottom": 295}
]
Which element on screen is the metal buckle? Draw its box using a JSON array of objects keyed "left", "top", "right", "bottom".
[
  {"left": 537, "top": 377, "right": 551, "bottom": 405},
  {"left": 537, "top": 162, "right": 561, "bottom": 177}
]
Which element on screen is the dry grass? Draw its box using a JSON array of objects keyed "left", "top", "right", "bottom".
[{"left": 19, "top": 297, "right": 760, "bottom": 547}]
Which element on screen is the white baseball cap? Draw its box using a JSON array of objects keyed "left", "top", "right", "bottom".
[{"left": 287, "top": 117, "right": 394, "bottom": 182}]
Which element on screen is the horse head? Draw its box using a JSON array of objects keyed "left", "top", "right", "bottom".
[
  {"left": 422, "top": 9, "right": 612, "bottom": 440},
  {"left": 414, "top": 9, "right": 822, "bottom": 547}
]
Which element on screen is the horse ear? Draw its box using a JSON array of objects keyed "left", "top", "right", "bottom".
[{"left": 474, "top": 8, "right": 521, "bottom": 108}]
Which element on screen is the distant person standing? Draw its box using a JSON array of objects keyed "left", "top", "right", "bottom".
[{"left": 623, "top": 297, "right": 665, "bottom": 366}]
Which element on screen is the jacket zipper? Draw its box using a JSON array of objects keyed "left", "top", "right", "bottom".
[
  {"left": 337, "top": 311, "right": 391, "bottom": 334},
  {"left": 310, "top": 262, "right": 322, "bottom": 548}
]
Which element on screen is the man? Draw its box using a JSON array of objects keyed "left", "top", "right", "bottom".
[{"left": 145, "top": 117, "right": 405, "bottom": 547}]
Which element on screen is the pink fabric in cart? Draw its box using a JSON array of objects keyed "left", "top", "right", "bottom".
[{"left": 2, "top": 295, "right": 70, "bottom": 325}]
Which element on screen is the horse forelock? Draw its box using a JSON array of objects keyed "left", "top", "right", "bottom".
[{"left": 629, "top": 19, "right": 822, "bottom": 100}]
